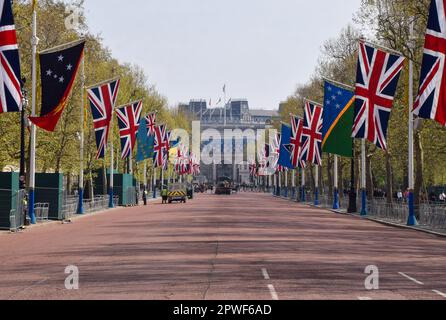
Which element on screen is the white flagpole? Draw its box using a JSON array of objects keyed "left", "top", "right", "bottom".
[
  {"left": 78, "top": 56, "right": 85, "bottom": 214},
  {"left": 333, "top": 155, "right": 340, "bottom": 209},
  {"left": 408, "top": 20, "right": 417, "bottom": 226},
  {"left": 109, "top": 111, "right": 115, "bottom": 208},
  {"left": 360, "top": 139, "right": 367, "bottom": 215},
  {"left": 292, "top": 169, "right": 296, "bottom": 199},
  {"left": 28, "top": 7, "right": 39, "bottom": 224},
  {"left": 301, "top": 168, "right": 306, "bottom": 202},
  {"left": 285, "top": 170, "right": 289, "bottom": 197},
  {"left": 278, "top": 171, "right": 282, "bottom": 196},
  {"left": 314, "top": 165, "right": 319, "bottom": 205}
]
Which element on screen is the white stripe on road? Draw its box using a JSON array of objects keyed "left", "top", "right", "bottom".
[
  {"left": 261, "top": 268, "right": 270, "bottom": 280},
  {"left": 398, "top": 272, "right": 424, "bottom": 285},
  {"left": 358, "top": 297, "right": 372, "bottom": 300},
  {"left": 268, "top": 284, "right": 279, "bottom": 300},
  {"left": 432, "top": 290, "right": 446, "bottom": 298}
]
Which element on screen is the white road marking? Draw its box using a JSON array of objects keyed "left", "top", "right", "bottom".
[
  {"left": 432, "top": 290, "right": 446, "bottom": 298},
  {"left": 261, "top": 268, "right": 270, "bottom": 280},
  {"left": 398, "top": 272, "right": 424, "bottom": 285},
  {"left": 358, "top": 297, "right": 372, "bottom": 300},
  {"left": 268, "top": 284, "right": 279, "bottom": 300}
]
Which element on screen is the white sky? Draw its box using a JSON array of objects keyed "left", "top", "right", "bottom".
[{"left": 83, "top": 0, "right": 362, "bottom": 110}]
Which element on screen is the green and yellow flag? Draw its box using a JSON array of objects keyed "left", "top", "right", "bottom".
[{"left": 321, "top": 81, "right": 355, "bottom": 158}]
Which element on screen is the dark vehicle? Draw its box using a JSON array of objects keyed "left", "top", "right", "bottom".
[{"left": 215, "top": 177, "right": 233, "bottom": 195}]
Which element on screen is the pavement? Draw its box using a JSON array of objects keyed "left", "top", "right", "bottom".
[{"left": 0, "top": 192, "right": 445, "bottom": 300}]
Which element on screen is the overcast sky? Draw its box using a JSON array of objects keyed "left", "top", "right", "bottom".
[{"left": 83, "top": 0, "right": 362, "bottom": 110}]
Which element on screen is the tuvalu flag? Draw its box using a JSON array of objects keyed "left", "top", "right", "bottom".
[
  {"left": 29, "top": 39, "right": 85, "bottom": 132},
  {"left": 321, "top": 81, "right": 355, "bottom": 158}
]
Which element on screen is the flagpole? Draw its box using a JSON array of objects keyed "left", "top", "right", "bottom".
[
  {"left": 278, "top": 171, "right": 282, "bottom": 197},
  {"left": 152, "top": 166, "right": 157, "bottom": 198},
  {"left": 407, "top": 20, "right": 417, "bottom": 226},
  {"left": 109, "top": 110, "right": 115, "bottom": 208},
  {"left": 333, "top": 155, "right": 340, "bottom": 209},
  {"left": 77, "top": 55, "right": 85, "bottom": 215},
  {"left": 361, "top": 139, "right": 367, "bottom": 215},
  {"left": 301, "top": 168, "right": 306, "bottom": 202},
  {"left": 284, "top": 170, "right": 288, "bottom": 198},
  {"left": 314, "top": 165, "right": 319, "bottom": 205},
  {"left": 28, "top": 6, "right": 39, "bottom": 224},
  {"left": 292, "top": 169, "right": 296, "bottom": 200}
]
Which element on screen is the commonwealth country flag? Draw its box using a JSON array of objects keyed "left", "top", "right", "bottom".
[
  {"left": 136, "top": 117, "right": 155, "bottom": 162},
  {"left": 322, "top": 81, "right": 355, "bottom": 158}
]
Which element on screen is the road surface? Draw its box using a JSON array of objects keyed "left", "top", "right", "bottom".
[{"left": 0, "top": 192, "right": 445, "bottom": 300}]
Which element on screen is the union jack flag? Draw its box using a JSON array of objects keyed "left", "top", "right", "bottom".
[
  {"left": 0, "top": 0, "right": 22, "bottom": 113},
  {"left": 153, "top": 124, "right": 169, "bottom": 168},
  {"left": 116, "top": 100, "right": 142, "bottom": 159},
  {"left": 87, "top": 79, "right": 120, "bottom": 159},
  {"left": 301, "top": 102, "right": 323, "bottom": 165},
  {"left": 271, "top": 133, "right": 281, "bottom": 169},
  {"left": 289, "top": 114, "right": 306, "bottom": 169},
  {"left": 414, "top": 0, "right": 446, "bottom": 126},
  {"left": 145, "top": 112, "right": 156, "bottom": 136},
  {"left": 352, "top": 41, "right": 405, "bottom": 150}
]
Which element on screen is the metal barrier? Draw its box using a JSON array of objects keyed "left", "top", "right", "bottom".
[
  {"left": 9, "top": 189, "right": 26, "bottom": 232},
  {"left": 34, "top": 203, "right": 50, "bottom": 222},
  {"left": 125, "top": 187, "right": 137, "bottom": 206},
  {"left": 61, "top": 195, "right": 120, "bottom": 220}
]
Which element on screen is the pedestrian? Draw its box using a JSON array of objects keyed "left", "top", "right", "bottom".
[
  {"left": 161, "top": 186, "right": 168, "bottom": 204},
  {"left": 143, "top": 189, "right": 148, "bottom": 206},
  {"left": 397, "top": 190, "right": 403, "bottom": 202}
]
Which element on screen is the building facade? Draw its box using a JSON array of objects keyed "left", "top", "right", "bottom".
[{"left": 180, "top": 99, "right": 280, "bottom": 184}]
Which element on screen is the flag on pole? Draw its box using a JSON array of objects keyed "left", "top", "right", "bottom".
[
  {"left": 145, "top": 112, "right": 156, "bottom": 136},
  {"left": 414, "top": 0, "right": 446, "bottom": 126},
  {"left": 0, "top": 0, "right": 22, "bottom": 114},
  {"left": 29, "top": 40, "right": 85, "bottom": 131},
  {"left": 116, "top": 100, "right": 142, "bottom": 159},
  {"left": 278, "top": 124, "right": 294, "bottom": 169},
  {"left": 87, "top": 79, "right": 120, "bottom": 159},
  {"left": 271, "top": 134, "right": 281, "bottom": 170},
  {"left": 287, "top": 115, "right": 306, "bottom": 169},
  {"left": 153, "top": 124, "right": 169, "bottom": 168},
  {"left": 136, "top": 117, "right": 155, "bottom": 163},
  {"left": 322, "top": 81, "right": 355, "bottom": 158},
  {"left": 352, "top": 41, "right": 405, "bottom": 150},
  {"left": 301, "top": 101, "right": 323, "bottom": 165}
]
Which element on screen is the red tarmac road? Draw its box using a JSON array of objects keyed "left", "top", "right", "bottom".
[{"left": 1, "top": 192, "right": 446, "bottom": 300}]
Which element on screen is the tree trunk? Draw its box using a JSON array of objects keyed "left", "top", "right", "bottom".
[{"left": 385, "top": 151, "right": 393, "bottom": 204}]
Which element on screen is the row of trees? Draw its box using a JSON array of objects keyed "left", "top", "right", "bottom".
[
  {"left": 0, "top": 0, "right": 190, "bottom": 193},
  {"left": 279, "top": 0, "right": 446, "bottom": 204}
]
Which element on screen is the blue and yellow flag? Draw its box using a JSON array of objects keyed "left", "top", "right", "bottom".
[
  {"left": 322, "top": 81, "right": 355, "bottom": 158},
  {"left": 136, "top": 118, "right": 155, "bottom": 162}
]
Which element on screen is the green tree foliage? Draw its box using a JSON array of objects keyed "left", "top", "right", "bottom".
[
  {"left": 0, "top": 0, "right": 189, "bottom": 190},
  {"left": 281, "top": 0, "right": 446, "bottom": 204}
]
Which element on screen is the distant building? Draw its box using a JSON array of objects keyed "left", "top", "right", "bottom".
[{"left": 180, "top": 99, "right": 280, "bottom": 184}]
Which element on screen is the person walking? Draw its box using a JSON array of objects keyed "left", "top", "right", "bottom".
[
  {"left": 161, "top": 186, "right": 168, "bottom": 204},
  {"left": 143, "top": 189, "right": 148, "bottom": 206}
]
